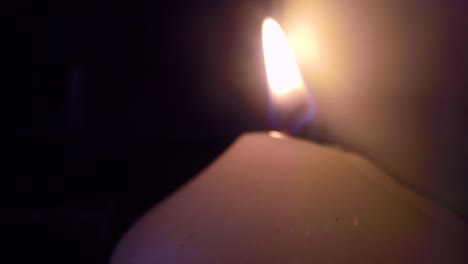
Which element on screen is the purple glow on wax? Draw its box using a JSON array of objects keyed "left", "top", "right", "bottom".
[{"left": 267, "top": 92, "right": 316, "bottom": 135}]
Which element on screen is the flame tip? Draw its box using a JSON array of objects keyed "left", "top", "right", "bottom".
[{"left": 262, "top": 17, "right": 304, "bottom": 97}]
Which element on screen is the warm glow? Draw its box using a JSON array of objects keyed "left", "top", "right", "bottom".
[
  {"left": 262, "top": 18, "right": 305, "bottom": 96},
  {"left": 269, "top": 130, "right": 286, "bottom": 139}
]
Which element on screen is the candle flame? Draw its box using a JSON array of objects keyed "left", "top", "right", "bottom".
[{"left": 262, "top": 18, "right": 304, "bottom": 96}]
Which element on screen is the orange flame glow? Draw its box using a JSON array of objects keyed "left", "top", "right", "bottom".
[{"left": 262, "top": 18, "right": 305, "bottom": 97}]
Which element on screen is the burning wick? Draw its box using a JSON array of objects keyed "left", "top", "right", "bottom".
[{"left": 262, "top": 18, "right": 315, "bottom": 135}]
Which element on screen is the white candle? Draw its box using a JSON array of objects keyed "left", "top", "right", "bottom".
[{"left": 111, "top": 18, "right": 468, "bottom": 264}]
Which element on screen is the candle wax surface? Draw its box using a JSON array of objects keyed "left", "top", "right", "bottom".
[{"left": 112, "top": 133, "right": 468, "bottom": 264}]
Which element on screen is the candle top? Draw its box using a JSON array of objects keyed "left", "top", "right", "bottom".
[{"left": 112, "top": 132, "right": 468, "bottom": 264}]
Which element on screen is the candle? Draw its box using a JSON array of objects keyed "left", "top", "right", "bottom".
[{"left": 111, "top": 18, "right": 468, "bottom": 264}]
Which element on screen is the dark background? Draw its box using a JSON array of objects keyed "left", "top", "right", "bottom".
[{"left": 5, "top": 0, "right": 274, "bottom": 262}]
